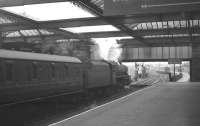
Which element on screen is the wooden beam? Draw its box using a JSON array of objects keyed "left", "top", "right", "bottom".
[{"left": 39, "top": 17, "right": 107, "bottom": 28}]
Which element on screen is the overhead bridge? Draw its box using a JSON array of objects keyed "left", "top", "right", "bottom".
[{"left": 120, "top": 46, "right": 192, "bottom": 62}]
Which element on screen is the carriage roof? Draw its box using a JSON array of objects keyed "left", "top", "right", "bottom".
[{"left": 0, "top": 49, "right": 82, "bottom": 63}]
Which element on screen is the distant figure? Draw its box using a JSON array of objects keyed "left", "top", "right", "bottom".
[
  {"left": 134, "top": 68, "right": 138, "bottom": 81},
  {"left": 142, "top": 65, "right": 146, "bottom": 78},
  {"left": 134, "top": 63, "right": 139, "bottom": 81},
  {"left": 138, "top": 65, "right": 143, "bottom": 79},
  {"left": 169, "top": 72, "right": 172, "bottom": 81}
]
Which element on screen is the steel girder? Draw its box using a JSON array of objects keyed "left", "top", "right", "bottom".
[
  {"left": 81, "top": 27, "right": 200, "bottom": 38},
  {"left": 75, "top": 0, "right": 149, "bottom": 45},
  {"left": 3, "top": 26, "right": 200, "bottom": 42}
]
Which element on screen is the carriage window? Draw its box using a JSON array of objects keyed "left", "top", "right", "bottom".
[
  {"left": 32, "top": 63, "right": 37, "bottom": 79},
  {"left": 51, "top": 63, "right": 55, "bottom": 78},
  {"left": 64, "top": 65, "right": 69, "bottom": 77},
  {"left": 6, "top": 61, "right": 13, "bottom": 81},
  {"left": 27, "top": 65, "right": 31, "bottom": 81},
  {"left": 74, "top": 68, "right": 80, "bottom": 75},
  {"left": 73, "top": 67, "right": 80, "bottom": 78},
  {"left": 0, "top": 61, "right": 3, "bottom": 81}
]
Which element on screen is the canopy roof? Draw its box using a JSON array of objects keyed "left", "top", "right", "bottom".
[{"left": 0, "top": 0, "right": 199, "bottom": 47}]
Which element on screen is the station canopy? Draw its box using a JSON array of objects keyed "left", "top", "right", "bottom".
[{"left": 0, "top": 0, "right": 199, "bottom": 48}]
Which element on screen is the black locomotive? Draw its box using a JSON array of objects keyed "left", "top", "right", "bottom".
[{"left": 0, "top": 49, "right": 130, "bottom": 104}]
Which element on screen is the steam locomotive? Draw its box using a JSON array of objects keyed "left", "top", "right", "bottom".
[{"left": 0, "top": 49, "right": 130, "bottom": 104}]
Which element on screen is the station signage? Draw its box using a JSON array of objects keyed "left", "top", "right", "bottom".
[
  {"left": 104, "top": 0, "right": 200, "bottom": 16},
  {"left": 168, "top": 58, "right": 182, "bottom": 64}
]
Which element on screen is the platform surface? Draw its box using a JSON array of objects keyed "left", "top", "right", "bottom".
[
  {"left": 50, "top": 82, "right": 200, "bottom": 126},
  {"left": 177, "top": 72, "right": 190, "bottom": 82}
]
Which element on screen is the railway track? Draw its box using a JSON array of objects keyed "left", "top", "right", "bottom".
[{"left": 0, "top": 78, "right": 160, "bottom": 126}]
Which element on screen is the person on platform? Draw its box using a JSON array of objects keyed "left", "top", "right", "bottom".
[
  {"left": 134, "top": 63, "right": 139, "bottom": 81},
  {"left": 138, "top": 65, "right": 143, "bottom": 79}
]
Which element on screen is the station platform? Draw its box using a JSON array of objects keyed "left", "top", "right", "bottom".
[
  {"left": 177, "top": 72, "right": 190, "bottom": 82},
  {"left": 50, "top": 82, "right": 200, "bottom": 126}
]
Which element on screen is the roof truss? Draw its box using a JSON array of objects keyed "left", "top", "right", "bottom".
[
  {"left": 0, "top": 0, "right": 200, "bottom": 48},
  {"left": 0, "top": 9, "right": 88, "bottom": 40},
  {"left": 74, "top": 0, "right": 148, "bottom": 45}
]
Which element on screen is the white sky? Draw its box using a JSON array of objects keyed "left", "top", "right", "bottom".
[{"left": 2, "top": 2, "right": 132, "bottom": 60}]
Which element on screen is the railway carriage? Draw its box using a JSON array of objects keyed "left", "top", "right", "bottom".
[
  {"left": 0, "top": 49, "right": 131, "bottom": 105},
  {"left": 0, "top": 49, "right": 83, "bottom": 104}
]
